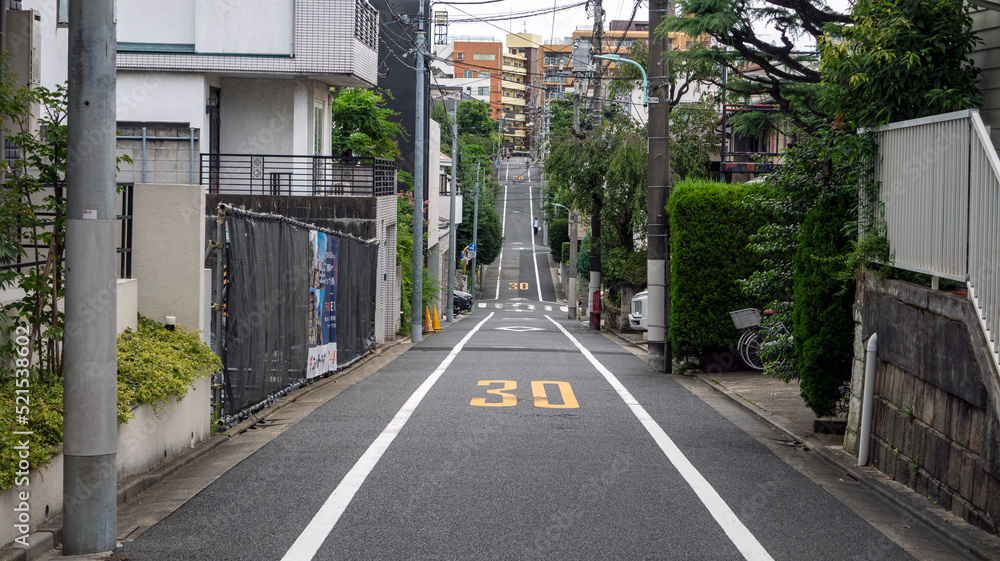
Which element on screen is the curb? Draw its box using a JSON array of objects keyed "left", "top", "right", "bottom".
[
  {"left": 692, "top": 372, "right": 1000, "bottom": 561},
  {"left": 3, "top": 338, "right": 408, "bottom": 560}
]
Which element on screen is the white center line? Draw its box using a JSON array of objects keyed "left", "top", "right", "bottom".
[
  {"left": 280, "top": 313, "right": 495, "bottom": 561},
  {"left": 495, "top": 183, "right": 508, "bottom": 301},
  {"left": 545, "top": 315, "right": 775, "bottom": 561}
]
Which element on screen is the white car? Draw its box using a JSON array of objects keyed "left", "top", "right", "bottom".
[{"left": 628, "top": 290, "right": 648, "bottom": 331}]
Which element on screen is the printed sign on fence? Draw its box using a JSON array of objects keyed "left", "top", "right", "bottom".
[{"left": 307, "top": 231, "right": 339, "bottom": 378}]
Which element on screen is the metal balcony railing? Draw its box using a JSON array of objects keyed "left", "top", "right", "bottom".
[
  {"left": 201, "top": 154, "right": 396, "bottom": 197},
  {"left": 871, "top": 109, "right": 1000, "bottom": 375}
]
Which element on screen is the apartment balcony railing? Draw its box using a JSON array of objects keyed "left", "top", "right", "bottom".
[
  {"left": 201, "top": 154, "right": 396, "bottom": 197},
  {"left": 871, "top": 108, "right": 1000, "bottom": 375},
  {"left": 502, "top": 64, "right": 527, "bottom": 75}
]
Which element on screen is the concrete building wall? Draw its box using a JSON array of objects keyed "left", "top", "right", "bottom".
[
  {"left": 376, "top": 195, "right": 399, "bottom": 342},
  {"left": 131, "top": 183, "right": 207, "bottom": 334},
  {"left": 116, "top": 123, "right": 201, "bottom": 186},
  {"left": 195, "top": 0, "right": 293, "bottom": 55},
  {"left": 118, "top": 0, "right": 196, "bottom": 45},
  {"left": 847, "top": 274, "right": 1000, "bottom": 534}
]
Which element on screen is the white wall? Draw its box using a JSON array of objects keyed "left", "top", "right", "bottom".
[
  {"left": 195, "top": 0, "right": 293, "bottom": 55},
  {"left": 19, "top": 0, "right": 67, "bottom": 91},
  {"left": 131, "top": 183, "right": 206, "bottom": 333},
  {"left": 117, "top": 71, "right": 206, "bottom": 126},
  {"left": 221, "top": 78, "right": 297, "bottom": 154},
  {"left": 117, "top": 0, "right": 196, "bottom": 46}
]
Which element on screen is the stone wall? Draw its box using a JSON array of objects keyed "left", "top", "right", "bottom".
[{"left": 847, "top": 274, "right": 1000, "bottom": 534}]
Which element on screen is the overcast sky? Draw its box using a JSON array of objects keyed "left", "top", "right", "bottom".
[{"left": 440, "top": 0, "right": 853, "bottom": 47}]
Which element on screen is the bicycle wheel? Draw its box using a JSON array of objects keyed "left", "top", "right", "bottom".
[{"left": 741, "top": 330, "right": 765, "bottom": 371}]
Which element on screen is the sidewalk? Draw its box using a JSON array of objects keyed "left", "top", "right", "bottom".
[{"left": 607, "top": 327, "right": 1000, "bottom": 561}]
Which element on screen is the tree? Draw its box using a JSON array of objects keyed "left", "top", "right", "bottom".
[
  {"left": 664, "top": 0, "right": 851, "bottom": 129},
  {"left": 331, "top": 88, "right": 406, "bottom": 158}
]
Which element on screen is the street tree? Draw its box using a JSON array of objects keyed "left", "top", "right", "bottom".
[{"left": 331, "top": 88, "right": 406, "bottom": 158}]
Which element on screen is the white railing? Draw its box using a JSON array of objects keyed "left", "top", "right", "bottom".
[{"left": 872, "top": 109, "right": 1000, "bottom": 372}]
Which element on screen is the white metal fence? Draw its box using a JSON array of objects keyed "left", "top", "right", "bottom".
[{"left": 873, "top": 109, "right": 1000, "bottom": 373}]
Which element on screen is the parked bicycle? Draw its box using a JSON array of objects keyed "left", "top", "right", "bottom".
[{"left": 729, "top": 308, "right": 791, "bottom": 371}]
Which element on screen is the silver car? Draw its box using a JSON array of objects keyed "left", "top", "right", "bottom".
[{"left": 628, "top": 290, "right": 648, "bottom": 331}]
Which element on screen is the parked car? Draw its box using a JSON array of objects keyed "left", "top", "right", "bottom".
[
  {"left": 628, "top": 290, "right": 648, "bottom": 331},
  {"left": 453, "top": 290, "right": 473, "bottom": 314}
]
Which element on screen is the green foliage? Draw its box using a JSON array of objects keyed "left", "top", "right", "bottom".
[
  {"left": 670, "top": 98, "right": 721, "bottom": 182},
  {"left": 602, "top": 247, "right": 647, "bottom": 288},
  {"left": 668, "top": 179, "right": 769, "bottom": 360},
  {"left": 562, "top": 242, "right": 570, "bottom": 264},
  {"left": 395, "top": 192, "right": 443, "bottom": 335},
  {"left": 456, "top": 194, "right": 503, "bottom": 266},
  {"left": 117, "top": 316, "right": 221, "bottom": 423},
  {"left": 793, "top": 195, "right": 856, "bottom": 418},
  {"left": 576, "top": 234, "right": 591, "bottom": 277},
  {"left": 0, "top": 373, "right": 63, "bottom": 490},
  {"left": 330, "top": 88, "right": 406, "bottom": 158},
  {"left": 820, "top": 0, "right": 982, "bottom": 128},
  {"left": 1, "top": 57, "right": 69, "bottom": 381},
  {"left": 548, "top": 218, "right": 569, "bottom": 263}
]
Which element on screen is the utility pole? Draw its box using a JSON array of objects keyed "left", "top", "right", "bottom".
[
  {"left": 568, "top": 99, "right": 581, "bottom": 320},
  {"left": 470, "top": 164, "right": 481, "bottom": 301},
  {"left": 446, "top": 89, "right": 459, "bottom": 323},
  {"left": 411, "top": 0, "right": 427, "bottom": 343},
  {"left": 588, "top": 0, "right": 604, "bottom": 331},
  {"left": 646, "top": 0, "right": 671, "bottom": 371},
  {"left": 63, "top": 0, "right": 118, "bottom": 553}
]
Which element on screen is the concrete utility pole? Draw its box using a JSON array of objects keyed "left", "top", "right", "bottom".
[
  {"left": 646, "top": 0, "right": 671, "bottom": 371},
  {"left": 568, "top": 100, "right": 581, "bottom": 320},
  {"left": 446, "top": 89, "right": 459, "bottom": 323},
  {"left": 63, "top": 0, "right": 118, "bottom": 553},
  {"left": 589, "top": 0, "right": 604, "bottom": 330},
  {"left": 411, "top": 0, "right": 427, "bottom": 342}
]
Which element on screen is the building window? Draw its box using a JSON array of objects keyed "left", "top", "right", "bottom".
[
  {"left": 478, "top": 71, "right": 490, "bottom": 78},
  {"left": 477, "top": 86, "right": 490, "bottom": 96},
  {"left": 473, "top": 53, "right": 496, "bottom": 61},
  {"left": 456, "top": 52, "right": 464, "bottom": 60},
  {"left": 464, "top": 70, "right": 473, "bottom": 78},
  {"left": 57, "top": 0, "right": 69, "bottom": 24}
]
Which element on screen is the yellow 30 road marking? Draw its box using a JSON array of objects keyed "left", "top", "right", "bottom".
[
  {"left": 470, "top": 380, "right": 517, "bottom": 407},
  {"left": 531, "top": 381, "right": 579, "bottom": 409},
  {"left": 471, "top": 380, "right": 579, "bottom": 408}
]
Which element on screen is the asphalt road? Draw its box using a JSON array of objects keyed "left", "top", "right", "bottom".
[{"left": 119, "top": 157, "right": 941, "bottom": 560}]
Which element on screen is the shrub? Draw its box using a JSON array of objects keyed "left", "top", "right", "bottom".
[
  {"left": 548, "top": 218, "right": 569, "bottom": 263},
  {"left": 117, "top": 315, "right": 221, "bottom": 423},
  {"left": 562, "top": 242, "right": 570, "bottom": 264},
  {"left": 668, "top": 179, "right": 769, "bottom": 360},
  {"left": 793, "top": 194, "right": 856, "bottom": 417}
]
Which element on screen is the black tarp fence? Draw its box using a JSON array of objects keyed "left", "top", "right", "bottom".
[{"left": 218, "top": 204, "right": 379, "bottom": 422}]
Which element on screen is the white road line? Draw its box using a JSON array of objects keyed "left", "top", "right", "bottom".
[
  {"left": 544, "top": 316, "right": 775, "bottom": 561},
  {"left": 477, "top": 302, "right": 487, "bottom": 308},
  {"left": 281, "top": 314, "right": 496, "bottom": 561},
  {"left": 495, "top": 183, "right": 508, "bottom": 301},
  {"left": 528, "top": 179, "right": 543, "bottom": 301},
  {"left": 544, "top": 306, "right": 552, "bottom": 311},
  {"left": 560, "top": 306, "right": 568, "bottom": 312}
]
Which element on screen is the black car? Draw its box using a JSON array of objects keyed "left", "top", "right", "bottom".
[{"left": 453, "top": 290, "right": 473, "bottom": 314}]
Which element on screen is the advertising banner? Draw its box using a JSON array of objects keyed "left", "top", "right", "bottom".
[{"left": 307, "top": 231, "right": 340, "bottom": 378}]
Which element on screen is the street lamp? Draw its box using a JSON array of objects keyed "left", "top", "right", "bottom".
[{"left": 593, "top": 54, "right": 648, "bottom": 107}]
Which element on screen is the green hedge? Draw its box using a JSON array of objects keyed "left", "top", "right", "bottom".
[
  {"left": 548, "top": 218, "right": 569, "bottom": 263},
  {"left": 793, "top": 194, "right": 856, "bottom": 417},
  {"left": 562, "top": 242, "right": 570, "bottom": 263},
  {"left": 667, "top": 179, "right": 768, "bottom": 360}
]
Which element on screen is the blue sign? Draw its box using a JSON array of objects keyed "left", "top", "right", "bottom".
[{"left": 469, "top": 243, "right": 477, "bottom": 251}]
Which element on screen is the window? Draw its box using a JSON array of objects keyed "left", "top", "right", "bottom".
[
  {"left": 473, "top": 53, "right": 496, "bottom": 61},
  {"left": 57, "top": 0, "right": 69, "bottom": 24},
  {"left": 464, "top": 70, "right": 473, "bottom": 78},
  {"left": 456, "top": 52, "right": 464, "bottom": 60},
  {"left": 477, "top": 87, "right": 490, "bottom": 96},
  {"left": 478, "top": 71, "right": 490, "bottom": 78}
]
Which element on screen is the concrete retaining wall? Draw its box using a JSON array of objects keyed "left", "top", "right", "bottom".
[{"left": 847, "top": 274, "right": 1000, "bottom": 534}]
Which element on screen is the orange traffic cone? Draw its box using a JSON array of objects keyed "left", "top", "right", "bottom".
[
  {"left": 423, "top": 306, "right": 433, "bottom": 333},
  {"left": 432, "top": 304, "right": 442, "bottom": 331}
]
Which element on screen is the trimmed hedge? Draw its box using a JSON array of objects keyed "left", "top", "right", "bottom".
[
  {"left": 667, "top": 179, "right": 768, "bottom": 360},
  {"left": 549, "top": 218, "right": 569, "bottom": 263},
  {"left": 793, "top": 194, "right": 856, "bottom": 417}
]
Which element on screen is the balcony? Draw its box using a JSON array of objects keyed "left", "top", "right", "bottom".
[
  {"left": 201, "top": 154, "right": 396, "bottom": 197},
  {"left": 503, "top": 81, "right": 526, "bottom": 91},
  {"left": 514, "top": 114, "right": 526, "bottom": 122},
  {"left": 502, "top": 96, "right": 526, "bottom": 107},
  {"left": 117, "top": 0, "right": 380, "bottom": 87},
  {"left": 502, "top": 64, "right": 527, "bottom": 75}
]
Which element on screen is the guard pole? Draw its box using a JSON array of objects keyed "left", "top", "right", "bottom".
[{"left": 63, "top": 0, "right": 118, "bottom": 553}]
